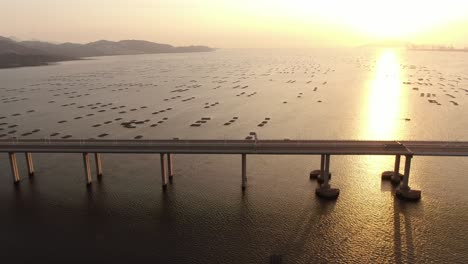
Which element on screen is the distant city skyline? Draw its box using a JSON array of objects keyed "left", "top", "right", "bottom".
[{"left": 2, "top": 0, "right": 468, "bottom": 48}]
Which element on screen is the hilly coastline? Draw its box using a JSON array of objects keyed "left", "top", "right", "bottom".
[{"left": 0, "top": 36, "right": 215, "bottom": 68}]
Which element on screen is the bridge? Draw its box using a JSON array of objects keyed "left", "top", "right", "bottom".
[{"left": 2, "top": 139, "right": 468, "bottom": 201}]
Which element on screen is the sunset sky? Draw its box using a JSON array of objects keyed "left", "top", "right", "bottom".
[{"left": 2, "top": 0, "right": 468, "bottom": 48}]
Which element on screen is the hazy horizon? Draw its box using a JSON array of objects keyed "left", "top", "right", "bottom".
[{"left": 3, "top": 0, "right": 468, "bottom": 48}]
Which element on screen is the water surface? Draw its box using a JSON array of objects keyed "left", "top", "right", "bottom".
[{"left": 0, "top": 48, "right": 467, "bottom": 263}]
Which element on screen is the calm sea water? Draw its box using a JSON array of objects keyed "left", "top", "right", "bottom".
[{"left": 0, "top": 49, "right": 467, "bottom": 263}]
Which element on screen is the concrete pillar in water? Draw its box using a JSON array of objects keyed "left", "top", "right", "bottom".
[
  {"left": 160, "top": 153, "right": 168, "bottom": 190},
  {"left": 315, "top": 154, "right": 339, "bottom": 199},
  {"left": 95, "top": 153, "right": 103, "bottom": 177},
  {"left": 82, "top": 153, "right": 92, "bottom": 185},
  {"left": 320, "top": 154, "right": 325, "bottom": 175},
  {"left": 242, "top": 154, "right": 247, "bottom": 190},
  {"left": 9, "top": 152, "right": 20, "bottom": 183},
  {"left": 382, "top": 155, "right": 403, "bottom": 182},
  {"left": 396, "top": 155, "right": 421, "bottom": 201},
  {"left": 311, "top": 154, "right": 331, "bottom": 181},
  {"left": 322, "top": 154, "right": 331, "bottom": 188},
  {"left": 390, "top": 155, "right": 402, "bottom": 184},
  {"left": 401, "top": 155, "right": 412, "bottom": 189},
  {"left": 317, "top": 154, "right": 326, "bottom": 184},
  {"left": 167, "top": 153, "right": 174, "bottom": 183},
  {"left": 25, "top": 152, "right": 35, "bottom": 176}
]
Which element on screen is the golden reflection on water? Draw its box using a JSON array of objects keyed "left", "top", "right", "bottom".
[
  {"left": 364, "top": 49, "right": 405, "bottom": 140},
  {"left": 361, "top": 49, "right": 406, "bottom": 179}
]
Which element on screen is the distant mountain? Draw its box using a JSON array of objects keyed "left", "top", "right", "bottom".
[
  {"left": 0, "top": 37, "right": 74, "bottom": 68},
  {"left": 7, "top": 36, "right": 21, "bottom": 42},
  {"left": 0, "top": 53, "right": 75, "bottom": 68},
  {"left": 0, "top": 36, "right": 215, "bottom": 68},
  {"left": 0, "top": 36, "right": 45, "bottom": 55},
  {"left": 19, "top": 38, "right": 215, "bottom": 57}
]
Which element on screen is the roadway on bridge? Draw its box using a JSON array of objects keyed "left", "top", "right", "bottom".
[{"left": 1, "top": 139, "right": 468, "bottom": 156}]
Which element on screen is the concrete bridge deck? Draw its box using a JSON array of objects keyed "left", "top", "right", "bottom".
[
  {"left": 0, "top": 139, "right": 467, "bottom": 156},
  {"left": 1, "top": 139, "right": 468, "bottom": 201}
]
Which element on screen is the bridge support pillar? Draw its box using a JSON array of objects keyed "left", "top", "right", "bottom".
[
  {"left": 316, "top": 154, "right": 339, "bottom": 199},
  {"left": 396, "top": 155, "right": 421, "bottom": 201},
  {"left": 160, "top": 153, "right": 168, "bottom": 190},
  {"left": 167, "top": 154, "right": 174, "bottom": 183},
  {"left": 82, "top": 153, "right": 92, "bottom": 185},
  {"left": 242, "top": 154, "right": 247, "bottom": 190},
  {"left": 382, "top": 155, "right": 403, "bottom": 183},
  {"left": 9, "top": 152, "right": 20, "bottom": 184},
  {"left": 310, "top": 154, "right": 331, "bottom": 182},
  {"left": 25, "top": 152, "right": 35, "bottom": 176},
  {"left": 95, "top": 153, "right": 103, "bottom": 177},
  {"left": 390, "top": 155, "right": 403, "bottom": 184}
]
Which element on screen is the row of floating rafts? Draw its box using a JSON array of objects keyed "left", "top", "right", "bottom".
[
  {"left": 121, "top": 119, "right": 151, "bottom": 129},
  {"left": 224, "top": 117, "right": 239, "bottom": 126},
  {"left": 163, "top": 95, "right": 181, "bottom": 101},
  {"left": 204, "top": 102, "right": 219, "bottom": 109},
  {"left": 257, "top": 118, "right": 271, "bottom": 127},
  {"left": 182, "top": 96, "right": 196, "bottom": 102},
  {"left": 191, "top": 117, "right": 211, "bottom": 127},
  {"left": 420, "top": 92, "right": 436, "bottom": 97}
]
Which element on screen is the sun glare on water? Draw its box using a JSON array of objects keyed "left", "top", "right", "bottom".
[{"left": 364, "top": 49, "right": 405, "bottom": 140}]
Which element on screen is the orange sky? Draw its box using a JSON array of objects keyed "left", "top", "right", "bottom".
[{"left": 2, "top": 0, "right": 468, "bottom": 48}]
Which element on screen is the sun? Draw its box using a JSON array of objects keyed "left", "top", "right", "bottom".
[
  {"left": 344, "top": 3, "right": 430, "bottom": 39},
  {"left": 349, "top": 12, "right": 416, "bottom": 39},
  {"left": 281, "top": 0, "right": 468, "bottom": 40},
  {"left": 332, "top": 0, "right": 467, "bottom": 40}
]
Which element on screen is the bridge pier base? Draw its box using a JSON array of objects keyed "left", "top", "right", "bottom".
[
  {"left": 382, "top": 155, "right": 403, "bottom": 184},
  {"left": 160, "top": 153, "right": 168, "bottom": 190},
  {"left": 9, "top": 153, "right": 20, "bottom": 184},
  {"left": 25, "top": 152, "right": 35, "bottom": 176},
  {"left": 82, "top": 153, "right": 92, "bottom": 185},
  {"left": 310, "top": 154, "right": 332, "bottom": 182},
  {"left": 242, "top": 154, "right": 247, "bottom": 190},
  {"left": 316, "top": 154, "right": 339, "bottom": 199},
  {"left": 311, "top": 170, "right": 332, "bottom": 181},
  {"left": 167, "top": 154, "right": 174, "bottom": 183},
  {"left": 396, "top": 155, "right": 421, "bottom": 201},
  {"left": 95, "top": 153, "right": 103, "bottom": 177}
]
